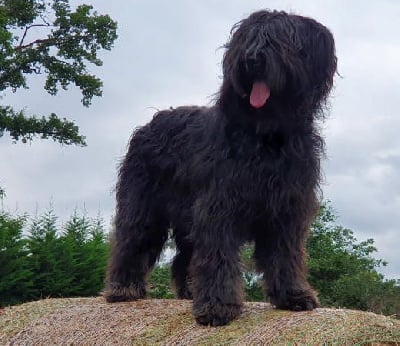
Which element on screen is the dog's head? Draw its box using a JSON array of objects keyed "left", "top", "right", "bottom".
[{"left": 222, "top": 10, "right": 337, "bottom": 114}]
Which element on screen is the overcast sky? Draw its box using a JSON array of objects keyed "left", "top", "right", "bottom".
[{"left": 1, "top": 1, "right": 399, "bottom": 280}]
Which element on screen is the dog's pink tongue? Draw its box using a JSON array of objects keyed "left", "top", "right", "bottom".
[{"left": 250, "top": 81, "right": 270, "bottom": 108}]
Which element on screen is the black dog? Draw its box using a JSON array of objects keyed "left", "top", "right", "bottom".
[{"left": 103, "top": 10, "right": 337, "bottom": 326}]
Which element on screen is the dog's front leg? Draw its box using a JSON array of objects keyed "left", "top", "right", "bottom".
[
  {"left": 189, "top": 197, "right": 243, "bottom": 326},
  {"left": 254, "top": 217, "right": 319, "bottom": 311}
]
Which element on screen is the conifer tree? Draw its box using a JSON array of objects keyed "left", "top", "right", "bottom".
[
  {"left": 27, "top": 209, "right": 67, "bottom": 298},
  {"left": 0, "top": 212, "right": 33, "bottom": 306}
]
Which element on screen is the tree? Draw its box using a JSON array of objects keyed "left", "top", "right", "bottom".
[
  {"left": 0, "top": 207, "right": 110, "bottom": 306},
  {"left": 59, "top": 211, "right": 109, "bottom": 296},
  {"left": 0, "top": 211, "right": 33, "bottom": 306},
  {"left": 27, "top": 208, "right": 68, "bottom": 298},
  {"left": 307, "top": 202, "right": 400, "bottom": 315},
  {"left": 82, "top": 215, "right": 109, "bottom": 295},
  {"left": 0, "top": 0, "right": 117, "bottom": 145}
]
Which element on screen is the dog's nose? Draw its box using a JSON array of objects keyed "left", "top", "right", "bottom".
[{"left": 245, "top": 57, "right": 264, "bottom": 75}]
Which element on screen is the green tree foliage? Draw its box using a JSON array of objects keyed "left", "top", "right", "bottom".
[
  {"left": 59, "top": 211, "right": 109, "bottom": 296},
  {"left": 82, "top": 216, "right": 109, "bottom": 295},
  {"left": 0, "top": 212, "right": 33, "bottom": 305},
  {"left": 27, "top": 209, "right": 68, "bottom": 298},
  {"left": 0, "top": 0, "right": 118, "bottom": 145},
  {"left": 240, "top": 244, "right": 264, "bottom": 302},
  {"left": 0, "top": 208, "right": 109, "bottom": 307},
  {"left": 307, "top": 203, "right": 400, "bottom": 315},
  {"left": 148, "top": 265, "right": 175, "bottom": 299}
]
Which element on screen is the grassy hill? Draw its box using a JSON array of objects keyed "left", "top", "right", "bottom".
[{"left": 1, "top": 297, "right": 400, "bottom": 345}]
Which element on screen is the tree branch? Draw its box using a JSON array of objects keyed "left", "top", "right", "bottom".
[
  {"left": 18, "top": 23, "right": 51, "bottom": 47},
  {"left": 16, "top": 37, "right": 55, "bottom": 50}
]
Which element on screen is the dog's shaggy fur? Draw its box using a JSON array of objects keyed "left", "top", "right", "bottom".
[{"left": 103, "top": 10, "right": 337, "bottom": 326}]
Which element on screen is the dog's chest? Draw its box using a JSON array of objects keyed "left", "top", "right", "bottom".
[{"left": 219, "top": 133, "right": 285, "bottom": 193}]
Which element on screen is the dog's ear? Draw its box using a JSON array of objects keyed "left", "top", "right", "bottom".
[{"left": 302, "top": 18, "right": 337, "bottom": 98}]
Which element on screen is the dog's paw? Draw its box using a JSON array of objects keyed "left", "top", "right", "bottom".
[
  {"left": 193, "top": 302, "right": 242, "bottom": 326},
  {"left": 101, "top": 282, "right": 146, "bottom": 303},
  {"left": 176, "top": 287, "right": 193, "bottom": 300},
  {"left": 271, "top": 289, "right": 319, "bottom": 311}
]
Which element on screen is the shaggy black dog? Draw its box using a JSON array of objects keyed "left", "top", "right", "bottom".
[{"left": 103, "top": 10, "right": 337, "bottom": 326}]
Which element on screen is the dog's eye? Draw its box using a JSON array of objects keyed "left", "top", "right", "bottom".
[{"left": 298, "top": 49, "right": 309, "bottom": 60}]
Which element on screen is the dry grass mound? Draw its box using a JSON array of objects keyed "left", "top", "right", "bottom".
[{"left": 1, "top": 297, "right": 399, "bottom": 345}]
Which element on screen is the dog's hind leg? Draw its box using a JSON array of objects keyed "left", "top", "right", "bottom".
[
  {"left": 171, "top": 232, "right": 193, "bottom": 299},
  {"left": 102, "top": 151, "right": 168, "bottom": 302}
]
